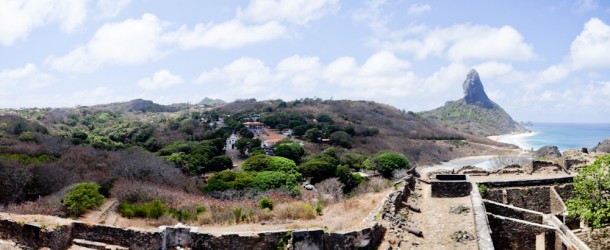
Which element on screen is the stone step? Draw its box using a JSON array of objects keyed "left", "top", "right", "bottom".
[{"left": 72, "top": 239, "right": 128, "bottom": 250}]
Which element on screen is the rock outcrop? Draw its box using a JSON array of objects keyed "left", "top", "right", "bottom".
[
  {"left": 419, "top": 69, "right": 527, "bottom": 136},
  {"left": 593, "top": 138, "right": 610, "bottom": 153},
  {"left": 463, "top": 69, "right": 494, "bottom": 109},
  {"left": 535, "top": 146, "right": 562, "bottom": 159}
]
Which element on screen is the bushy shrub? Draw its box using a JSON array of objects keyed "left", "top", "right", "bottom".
[
  {"left": 251, "top": 171, "right": 298, "bottom": 191},
  {"left": 203, "top": 170, "right": 299, "bottom": 193},
  {"left": 354, "top": 177, "right": 390, "bottom": 194},
  {"left": 63, "top": 182, "right": 105, "bottom": 217},
  {"left": 316, "top": 178, "right": 344, "bottom": 203},
  {"left": 259, "top": 197, "right": 273, "bottom": 210},
  {"left": 119, "top": 199, "right": 167, "bottom": 219},
  {"left": 336, "top": 165, "right": 362, "bottom": 193},
  {"left": 202, "top": 170, "right": 255, "bottom": 192}
]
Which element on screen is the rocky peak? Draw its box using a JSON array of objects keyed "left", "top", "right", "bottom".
[{"left": 463, "top": 69, "right": 494, "bottom": 109}]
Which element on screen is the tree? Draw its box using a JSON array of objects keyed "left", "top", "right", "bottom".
[
  {"left": 339, "top": 152, "right": 367, "bottom": 170},
  {"left": 298, "top": 156, "right": 337, "bottom": 184},
  {"left": 304, "top": 128, "right": 322, "bottom": 143},
  {"left": 316, "top": 113, "right": 334, "bottom": 124},
  {"left": 567, "top": 154, "right": 610, "bottom": 228},
  {"left": 336, "top": 165, "right": 362, "bottom": 193},
  {"left": 329, "top": 131, "right": 352, "bottom": 148},
  {"left": 273, "top": 142, "right": 305, "bottom": 163},
  {"left": 209, "top": 155, "right": 233, "bottom": 172},
  {"left": 372, "top": 152, "right": 410, "bottom": 178},
  {"left": 63, "top": 182, "right": 105, "bottom": 217},
  {"left": 235, "top": 138, "right": 260, "bottom": 156}
]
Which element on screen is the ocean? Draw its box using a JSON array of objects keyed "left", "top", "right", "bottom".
[{"left": 523, "top": 123, "right": 610, "bottom": 152}]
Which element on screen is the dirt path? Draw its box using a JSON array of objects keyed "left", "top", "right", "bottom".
[
  {"left": 81, "top": 199, "right": 118, "bottom": 225},
  {"left": 402, "top": 181, "right": 478, "bottom": 249}
]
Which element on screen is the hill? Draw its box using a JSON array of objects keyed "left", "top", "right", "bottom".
[
  {"left": 198, "top": 97, "right": 226, "bottom": 106},
  {"left": 92, "top": 99, "right": 182, "bottom": 113},
  {"left": 215, "top": 98, "right": 516, "bottom": 164},
  {"left": 419, "top": 69, "right": 527, "bottom": 136}
]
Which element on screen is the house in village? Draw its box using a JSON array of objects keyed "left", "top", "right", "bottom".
[
  {"left": 243, "top": 121, "right": 265, "bottom": 135},
  {"left": 262, "top": 138, "right": 281, "bottom": 148}
]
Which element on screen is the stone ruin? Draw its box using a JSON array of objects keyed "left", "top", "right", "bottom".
[{"left": 477, "top": 177, "right": 590, "bottom": 250}]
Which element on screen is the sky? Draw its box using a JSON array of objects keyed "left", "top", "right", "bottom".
[{"left": 1, "top": 0, "right": 610, "bottom": 123}]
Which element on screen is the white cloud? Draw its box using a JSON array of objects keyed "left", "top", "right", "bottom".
[
  {"left": 196, "top": 51, "right": 426, "bottom": 101},
  {"left": 407, "top": 3, "right": 431, "bottom": 16},
  {"left": 97, "top": 0, "right": 131, "bottom": 18},
  {"left": 374, "top": 23, "right": 535, "bottom": 62},
  {"left": 238, "top": 0, "right": 339, "bottom": 25},
  {"left": 0, "top": 0, "right": 88, "bottom": 46},
  {"left": 47, "top": 13, "right": 287, "bottom": 73},
  {"left": 570, "top": 18, "right": 610, "bottom": 70},
  {"left": 138, "top": 70, "right": 183, "bottom": 90},
  {"left": 0, "top": 64, "right": 55, "bottom": 90},
  {"left": 572, "top": 0, "right": 598, "bottom": 14},
  {"left": 47, "top": 14, "right": 169, "bottom": 73},
  {"left": 172, "top": 20, "right": 286, "bottom": 49}
]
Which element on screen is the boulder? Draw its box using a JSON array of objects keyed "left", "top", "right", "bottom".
[
  {"left": 534, "top": 146, "right": 561, "bottom": 159},
  {"left": 593, "top": 139, "right": 610, "bottom": 153}
]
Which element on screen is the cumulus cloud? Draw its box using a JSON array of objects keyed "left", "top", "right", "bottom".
[
  {"left": 97, "top": 0, "right": 132, "bottom": 18},
  {"left": 47, "top": 14, "right": 170, "bottom": 73},
  {"left": 138, "top": 70, "right": 183, "bottom": 90},
  {"left": 0, "top": 0, "right": 88, "bottom": 46},
  {"left": 569, "top": 18, "right": 610, "bottom": 70},
  {"left": 238, "top": 0, "right": 339, "bottom": 25},
  {"left": 195, "top": 52, "right": 468, "bottom": 106},
  {"left": 373, "top": 23, "right": 535, "bottom": 62},
  {"left": 0, "top": 64, "right": 55, "bottom": 90},
  {"left": 407, "top": 3, "right": 431, "bottom": 16},
  {"left": 171, "top": 20, "right": 286, "bottom": 50},
  {"left": 47, "top": 13, "right": 286, "bottom": 73}
]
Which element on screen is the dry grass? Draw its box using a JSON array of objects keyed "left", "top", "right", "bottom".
[{"left": 274, "top": 202, "right": 316, "bottom": 220}]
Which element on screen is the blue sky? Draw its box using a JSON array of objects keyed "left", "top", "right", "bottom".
[{"left": 1, "top": 0, "right": 610, "bottom": 123}]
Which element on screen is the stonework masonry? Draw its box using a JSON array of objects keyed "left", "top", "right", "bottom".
[{"left": 0, "top": 216, "right": 386, "bottom": 249}]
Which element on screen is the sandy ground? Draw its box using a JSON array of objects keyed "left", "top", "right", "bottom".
[{"left": 488, "top": 132, "right": 537, "bottom": 151}]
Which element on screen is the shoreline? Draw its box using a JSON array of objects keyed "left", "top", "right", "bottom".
[{"left": 488, "top": 131, "right": 537, "bottom": 151}]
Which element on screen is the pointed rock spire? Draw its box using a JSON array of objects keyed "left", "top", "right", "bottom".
[{"left": 462, "top": 69, "right": 494, "bottom": 109}]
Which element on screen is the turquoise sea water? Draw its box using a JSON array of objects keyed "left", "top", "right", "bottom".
[{"left": 524, "top": 123, "right": 610, "bottom": 152}]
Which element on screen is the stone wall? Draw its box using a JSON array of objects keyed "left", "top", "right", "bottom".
[
  {"left": 484, "top": 200, "right": 544, "bottom": 224},
  {"left": 72, "top": 222, "right": 164, "bottom": 249},
  {"left": 0, "top": 217, "right": 386, "bottom": 250},
  {"left": 553, "top": 184, "right": 574, "bottom": 201},
  {"left": 430, "top": 175, "right": 472, "bottom": 198},
  {"left": 505, "top": 187, "right": 551, "bottom": 213},
  {"left": 532, "top": 160, "right": 564, "bottom": 173},
  {"left": 487, "top": 213, "right": 556, "bottom": 250}
]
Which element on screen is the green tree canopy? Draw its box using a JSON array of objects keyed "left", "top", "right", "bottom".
[
  {"left": 372, "top": 152, "right": 410, "bottom": 178},
  {"left": 567, "top": 154, "right": 610, "bottom": 228},
  {"left": 329, "top": 131, "right": 352, "bottom": 148},
  {"left": 298, "top": 156, "right": 338, "bottom": 184},
  {"left": 273, "top": 141, "right": 305, "bottom": 163},
  {"left": 304, "top": 128, "right": 322, "bottom": 143}
]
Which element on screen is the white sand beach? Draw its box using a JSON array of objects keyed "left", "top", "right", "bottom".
[{"left": 488, "top": 132, "right": 537, "bottom": 150}]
